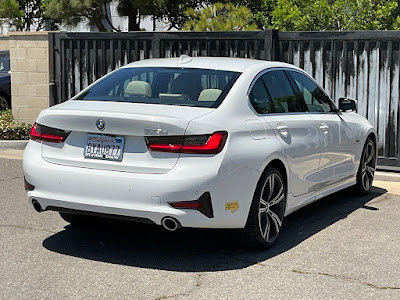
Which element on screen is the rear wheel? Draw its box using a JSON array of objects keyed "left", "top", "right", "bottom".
[
  {"left": 59, "top": 212, "right": 91, "bottom": 226},
  {"left": 0, "top": 95, "right": 9, "bottom": 110},
  {"left": 354, "top": 137, "right": 376, "bottom": 195},
  {"left": 243, "top": 167, "right": 286, "bottom": 250}
]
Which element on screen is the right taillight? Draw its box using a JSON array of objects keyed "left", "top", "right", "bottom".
[
  {"left": 29, "top": 123, "right": 70, "bottom": 143},
  {"left": 146, "top": 131, "right": 228, "bottom": 154}
]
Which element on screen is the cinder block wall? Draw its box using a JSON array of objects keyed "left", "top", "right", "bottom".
[{"left": 9, "top": 32, "right": 50, "bottom": 124}]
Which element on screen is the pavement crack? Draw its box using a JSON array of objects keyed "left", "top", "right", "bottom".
[
  {"left": 0, "top": 223, "right": 57, "bottom": 234},
  {"left": 291, "top": 268, "right": 400, "bottom": 291}
]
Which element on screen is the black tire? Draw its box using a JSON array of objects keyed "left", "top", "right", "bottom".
[
  {"left": 354, "top": 137, "right": 376, "bottom": 195},
  {"left": 243, "top": 167, "right": 287, "bottom": 250},
  {"left": 59, "top": 212, "right": 91, "bottom": 226},
  {"left": 0, "top": 95, "right": 9, "bottom": 110}
]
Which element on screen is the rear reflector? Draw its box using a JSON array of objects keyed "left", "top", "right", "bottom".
[
  {"left": 24, "top": 177, "right": 35, "bottom": 191},
  {"left": 168, "top": 192, "right": 214, "bottom": 218},
  {"left": 29, "top": 123, "right": 70, "bottom": 143},
  {"left": 146, "top": 131, "right": 227, "bottom": 154}
]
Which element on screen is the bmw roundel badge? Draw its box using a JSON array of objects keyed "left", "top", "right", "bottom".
[{"left": 96, "top": 119, "right": 106, "bottom": 131}]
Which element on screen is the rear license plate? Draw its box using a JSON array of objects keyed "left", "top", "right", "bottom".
[{"left": 84, "top": 134, "right": 124, "bottom": 161}]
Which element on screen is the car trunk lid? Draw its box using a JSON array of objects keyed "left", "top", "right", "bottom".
[{"left": 38, "top": 100, "right": 213, "bottom": 174}]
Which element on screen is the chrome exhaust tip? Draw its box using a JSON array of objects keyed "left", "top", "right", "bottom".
[{"left": 161, "top": 217, "right": 181, "bottom": 232}]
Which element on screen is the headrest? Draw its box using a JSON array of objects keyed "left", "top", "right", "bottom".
[
  {"left": 125, "top": 81, "right": 152, "bottom": 97},
  {"left": 198, "top": 89, "right": 222, "bottom": 101}
]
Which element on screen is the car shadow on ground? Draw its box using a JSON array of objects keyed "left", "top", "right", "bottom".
[{"left": 43, "top": 186, "right": 387, "bottom": 272}]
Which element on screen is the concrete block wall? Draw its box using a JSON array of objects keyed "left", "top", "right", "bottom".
[{"left": 9, "top": 32, "right": 50, "bottom": 124}]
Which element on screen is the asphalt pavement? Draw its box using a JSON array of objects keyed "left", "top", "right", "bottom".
[{"left": 1, "top": 155, "right": 399, "bottom": 300}]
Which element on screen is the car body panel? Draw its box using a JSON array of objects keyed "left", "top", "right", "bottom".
[{"left": 262, "top": 113, "right": 321, "bottom": 196}]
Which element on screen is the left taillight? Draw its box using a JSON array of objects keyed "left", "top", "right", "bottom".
[
  {"left": 29, "top": 123, "right": 70, "bottom": 143},
  {"left": 146, "top": 131, "right": 228, "bottom": 154}
]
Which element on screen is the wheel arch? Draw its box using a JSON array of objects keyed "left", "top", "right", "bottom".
[
  {"left": 267, "top": 159, "right": 288, "bottom": 188},
  {"left": 243, "top": 158, "right": 289, "bottom": 247},
  {"left": 367, "top": 132, "right": 377, "bottom": 150},
  {"left": 367, "top": 131, "right": 378, "bottom": 166},
  {"left": 246, "top": 158, "right": 289, "bottom": 218}
]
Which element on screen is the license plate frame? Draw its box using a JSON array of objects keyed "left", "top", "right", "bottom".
[{"left": 84, "top": 134, "right": 125, "bottom": 161}]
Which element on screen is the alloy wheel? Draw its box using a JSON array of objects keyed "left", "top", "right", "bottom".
[
  {"left": 361, "top": 140, "right": 376, "bottom": 191},
  {"left": 258, "top": 173, "right": 285, "bottom": 242}
]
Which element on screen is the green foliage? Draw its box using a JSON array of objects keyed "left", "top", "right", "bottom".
[
  {"left": 0, "top": 0, "right": 23, "bottom": 20},
  {"left": 159, "top": 0, "right": 208, "bottom": 30},
  {"left": 0, "top": 109, "right": 31, "bottom": 140},
  {"left": 0, "top": 0, "right": 50, "bottom": 31},
  {"left": 44, "top": 0, "right": 110, "bottom": 31},
  {"left": 0, "top": 0, "right": 24, "bottom": 29},
  {"left": 183, "top": 2, "right": 258, "bottom": 31},
  {"left": 251, "top": 0, "right": 277, "bottom": 29},
  {"left": 270, "top": 0, "right": 400, "bottom": 31}
]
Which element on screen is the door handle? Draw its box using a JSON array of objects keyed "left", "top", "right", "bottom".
[
  {"left": 320, "top": 123, "right": 329, "bottom": 134},
  {"left": 276, "top": 123, "right": 289, "bottom": 137}
]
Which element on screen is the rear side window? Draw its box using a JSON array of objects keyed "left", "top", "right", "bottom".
[
  {"left": 261, "top": 71, "right": 302, "bottom": 113},
  {"left": 75, "top": 67, "right": 240, "bottom": 108},
  {"left": 288, "top": 70, "right": 336, "bottom": 113},
  {"left": 249, "top": 78, "right": 274, "bottom": 114}
]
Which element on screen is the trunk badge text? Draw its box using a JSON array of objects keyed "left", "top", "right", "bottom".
[
  {"left": 144, "top": 128, "right": 168, "bottom": 136},
  {"left": 96, "top": 119, "right": 106, "bottom": 131}
]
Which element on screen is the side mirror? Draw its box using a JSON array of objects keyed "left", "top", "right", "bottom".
[{"left": 338, "top": 97, "right": 357, "bottom": 112}]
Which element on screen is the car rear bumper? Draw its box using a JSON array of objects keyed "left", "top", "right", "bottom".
[{"left": 23, "top": 140, "right": 259, "bottom": 228}]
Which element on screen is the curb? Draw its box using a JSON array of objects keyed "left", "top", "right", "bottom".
[
  {"left": 0, "top": 140, "right": 28, "bottom": 150},
  {"left": 375, "top": 171, "right": 400, "bottom": 183}
]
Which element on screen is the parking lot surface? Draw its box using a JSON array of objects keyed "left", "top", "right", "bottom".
[{"left": 1, "top": 157, "right": 399, "bottom": 299}]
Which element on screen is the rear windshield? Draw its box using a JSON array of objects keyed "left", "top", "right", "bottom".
[{"left": 74, "top": 67, "right": 241, "bottom": 108}]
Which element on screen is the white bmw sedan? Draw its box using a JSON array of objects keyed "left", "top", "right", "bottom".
[{"left": 23, "top": 56, "right": 376, "bottom": 249}]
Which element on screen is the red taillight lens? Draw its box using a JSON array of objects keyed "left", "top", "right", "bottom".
[
  {"left": 146, "top": 131, "right": 227, "bottom": 154},
  {"left": 29, "top": 123, "right": 70, "bottom": 143}
]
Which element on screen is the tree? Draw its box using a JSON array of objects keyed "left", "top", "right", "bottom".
[
  {"left": 117, "top": 0, "right": 164, "bottom": 31},
  {"left": 158, "top": 0, "right": 207, "bottom": 30},
  {"left": 183, "top": 2, "right": 258, "bottom": 31},
  {"left": 218, "top": 0, "right": 277, "bottom": 29},
  {"left": 44, "top": 0, "right": 113, "bottom": 32},
  {"left": 270, "top": 0, "right": 400, "bottom": 31},
  {"left": 0, "top": 0, "right": 52, "bottom": 31},
  {"left": 250, "top": 0, "right": 277, "bottom": 29}
]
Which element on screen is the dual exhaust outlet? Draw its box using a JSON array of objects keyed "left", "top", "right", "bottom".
[{"left": 32, "top": 199, "right": 182, "bottom": 232}]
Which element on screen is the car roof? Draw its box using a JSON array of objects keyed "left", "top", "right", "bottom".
[{"left": 123, "top": 56, "right": 300, "bottom": 73}]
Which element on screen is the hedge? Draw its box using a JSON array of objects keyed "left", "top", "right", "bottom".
[{"left": 0, "top": 109, "right": 31, "bottom": 140}]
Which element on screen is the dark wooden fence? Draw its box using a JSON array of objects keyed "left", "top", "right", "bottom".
[
  {"left": 49, "top": 30, "right": 400, "bottom": 170},
  {"left": 49, "top": 31, "right": 277, "bottom": 105}
]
